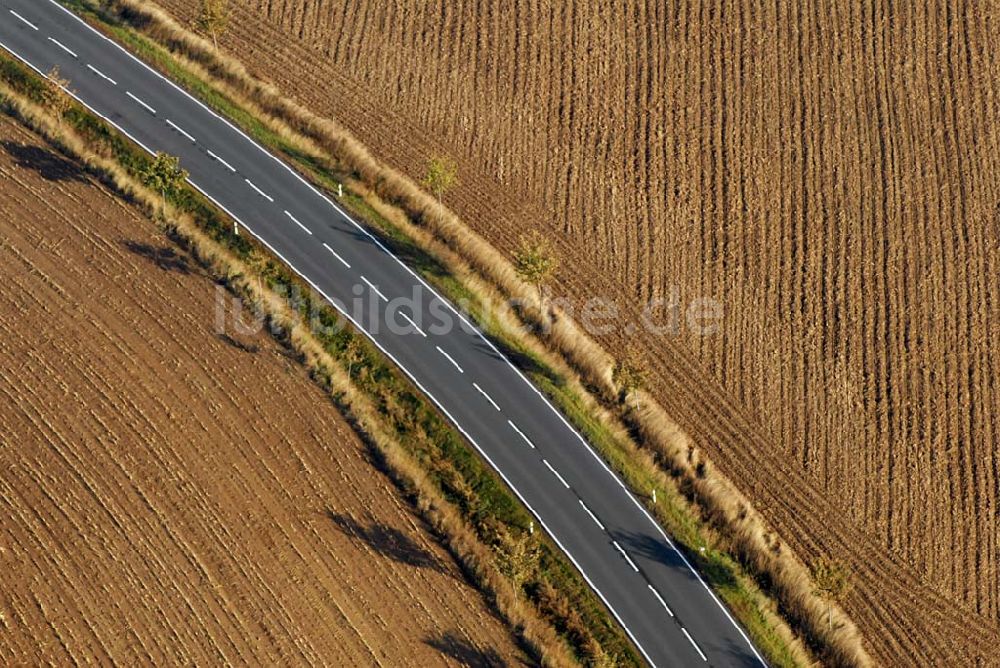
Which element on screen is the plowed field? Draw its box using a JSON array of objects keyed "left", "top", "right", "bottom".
[
  {"left": 0, "top": 114, "right": 524, "bottom": 666},
  {"left": 149, "top": 0, "right": 1000, "bottom": 664}
]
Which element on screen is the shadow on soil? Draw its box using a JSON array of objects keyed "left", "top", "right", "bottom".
[
  {"left": 325, "top": 509, "right": 447, "bottom": 573},
  {"left": 1, "top": 140, "right": 87, "bottom": 182},
  {"left": 424, "top": 631, "right": 508, "bottom": 667},
  {"left": 217, "top": 333, "right": 259, "bottom": 354},
  {"left": 121, "top": 239, "right": 191, "bottom": 274}
]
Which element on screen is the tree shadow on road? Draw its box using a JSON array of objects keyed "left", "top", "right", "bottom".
[
  {"left": 325, "top": 509, "right": 447, "bottom": 573},
  {"left": 1, "top": 141, "right": 86, "bottom": 182},
  {"left": 424, "top": 630, "right": 508, "bottom": 667},
  {"left": 613, "top": 530, "right": 762, "bottom": 665},
  {"left": 615, "top": 528, "right": 739, "bottom": 591}
]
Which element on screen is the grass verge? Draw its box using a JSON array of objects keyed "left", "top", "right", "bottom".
[
  {"left": 35, "top": 2, "right": 874, "bottom": 664},
  {"left": 0, "top": 52, "right": 640, "bottom": 667}
]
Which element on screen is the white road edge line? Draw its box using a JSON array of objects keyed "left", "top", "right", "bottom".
[
  {"left": 322, "top": 242, "right": 350, "bottom": 268},
  {"left": 612, "top": 541, "right": 640, "bottom": 573},
  {"left": 125, "top": 90, "right": 156, "bottom": 115},
  {"left": 205, "top": 149, "right": 235, "bottom": 172},
  {"left": 0, "top": 40, "right": 157, "bottom": 156},
  {"left": 0, "top": 30, "right": 699, "bottom": 667},
  {"left": 542, "top": 459, "right": 570, "bottom": 489},
  {"left": 681, "top": 628, "right": 708, "bottom": 662},
  {"left": 9, "top": 10, "right": 38, "bottom": 30},
  {"left": 259, "top": 119, "right": 765, "bottom": 659},
  {"left": 288, "top": 148, "right": 763, "bottom": 658},
  {"left": 19, "top": 8, "right": 767, "bottom": 661},
  {"left": 283, "top": 210, "right": 311, "bottom": 234},
  {"left": 435, "top": 346, "right": 464, "bottom": 374},
  {"left": 244, "top": 178, "right": 273, "bottom": 202},
  {"left": 19, "top": 28, "right": 767, "bottom": 664},
  {"left": 9, "top": 29, "right": 658, "bottom": 659},
  {"left": 360, "top": 275, "right": 388, "bottom": 302},
  {"left": 647, "top": 584, "right": 674, "bottom": 617},
  {"left": 472, "top": 382, "right": 501, "bottom": 411},
  {"left": 86, "top": 63, "right": 116, "bottom": 85},
  {"left": 579, "top": 500, "right": 605, "bottom": 530},
  {"left": 47, "top": 36, "right": 77, "bottom": 58},
  {"left": 398, "top": 312, "right": 426, "bottom": 337},
  {"left": 507, "top": 420, "right": 535, "bottom": 448},
  {"left": 165, "top": 119, "right": 195, "bottom": 143}
]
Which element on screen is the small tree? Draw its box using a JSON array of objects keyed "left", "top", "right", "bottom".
[
  {"left": 496, "top": 528, "right": 538, "bottom": 601},
  {"left": 198, "top": 0, "right": 230, "bottom": 51},
  {"left": 811, "top": 558, "right": 851, "bottom": 633},
  {"left": 612, "top": 351, "right": 647, "bottom": 410},
  {"left": 42, "top": 67, "right": 72, "bottom": 122},
  {"left": 588, "top": 644, "right": 619, "bottom": 668},
  {"left": 512, "top": 231, "right": 559, "bottom": 318},
  {"left": 422, "top": 155, "right": 458, "bottom": 203},
  {"left": 343, "top": 336, "right": 364, "bottom": 380},
  {"left": 141, "top": 152, "right": 188, "bottom": 215}
]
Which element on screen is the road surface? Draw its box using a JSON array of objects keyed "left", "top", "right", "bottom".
[{"left": 0, "top": 2, "right": 766, "bottom": 665}]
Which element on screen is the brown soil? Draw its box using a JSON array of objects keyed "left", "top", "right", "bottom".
[
  {"left": 148, "top": 1, "right": 1000, "bottom": 665},
  {"left": 0, "top": 115, "right": 526, "bottom": 667}
]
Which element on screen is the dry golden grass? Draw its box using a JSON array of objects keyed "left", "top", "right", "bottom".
[
  {"left": 0, "top": 111, "right": 528, "bottom": 666},
  {"left": 57, "top": 2, "right": 869, "bottom": 663},
  {"left": 0, "top": 81, "right": 585, "bottom": 667}
]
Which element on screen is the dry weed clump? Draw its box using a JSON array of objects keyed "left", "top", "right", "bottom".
[
  {"left": 636, "top": 404, "right": 871, "bottom": 667},
  {"left": 49, "top": 3, "right": 873, "bottom": 663},
  {"left": 0, "top": 80, "right": 582, "bottom": 668}
]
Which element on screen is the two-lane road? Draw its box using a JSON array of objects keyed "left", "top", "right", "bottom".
[{"left": 1, "top": 2, "right": 765, "bottom": 665}]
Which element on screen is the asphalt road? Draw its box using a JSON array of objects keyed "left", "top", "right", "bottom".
[{"left": 1, "top": 3, "right": 766, "bottom": 665}]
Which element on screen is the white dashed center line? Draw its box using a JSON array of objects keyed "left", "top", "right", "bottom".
[
  {"left": 472, "top": 382, "right": 501, "bottom": 411},
  {"left": 284, "top": 210, "right": 311, "bottom": 234},
  {"left": 542, "top": 459, "right": 570, "bottom": 489},
  {"left": 244, "top": 178, "right": 273, "bottom": 202},
  {"left": 507, "top": 420, "right": 536, "bottom": 448},
  {"left": 612, "top": 541, "right": 640, "bottom": 573},
  {"left": 647, "top": 584, "right": 674, "bottom": 617},
  {"left": 125, "top": 90, "right": 156, "bottom": 115},
  {"left": 579, "top": 500, "right": 605, "bottom": 530},
  {"left": 9, "top": 10, "right": 38, "bottom": 30},
  {"left": 681, "top": 628, "right": 708, "bottom": 662},
  {"left": 205, "top": 149, "right": 235, "bottom": 172},
  {"left": 86, "top": 63, "right": 117, "bottom": 85},
  {"left": 322, "top": 242, "right": 350, "bottom": 268},
  {"left": 47, "top": 37, "right": 77, "bottom": 58},
  {"left": 360, "top": 276, "right": 387, "bottom": 302},
  {"left": 0, "top": 12, "right": 768, "bottom": 663},
  {"left": 398, "top": 312, "right": 426, "bottom": 337},
  {"left": 165, "top": 119, "right": 196, "bottom": 143},
  {"left": 435, "top": 345, "right": 464, "bottom": 374}
]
